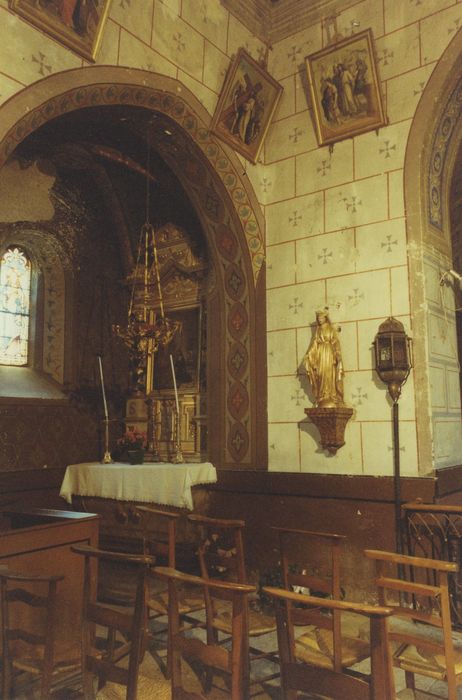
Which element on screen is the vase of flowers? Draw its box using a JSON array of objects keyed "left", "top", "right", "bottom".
[{"left": 114, "top": 427, "right": 147, "bottom": 465}]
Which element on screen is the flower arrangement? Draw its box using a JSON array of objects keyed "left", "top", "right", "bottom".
[{"left": 116, "top": 427, "right": 147, "bottom": 451}]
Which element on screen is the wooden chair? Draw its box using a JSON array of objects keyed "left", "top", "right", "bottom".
[
  {"left": 365, "top": 548, "right": 462, "bottom": 700},
  {"left": 0, "top": 569, "right": 81, "bottom": 700},
  {"left": 272, "top": 526, "right": 372, "bottom": 671},
  {"left": 135, "top": 505, "right": 205, "bottom": 677},
  {"left": 187, "top": 514, "right": 278, "bottom": 691},
  {"left": 264, "top": 585, "right": 396, "bottom": 700},
  {"left": 154, "top": 565, "right": 256, "bottom": 700},
  {"left": 71, "top": 544, "right": 157, "bottom": 700}
]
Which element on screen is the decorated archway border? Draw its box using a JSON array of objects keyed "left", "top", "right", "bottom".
[
  {"left": 0, "top": 68, "right": 266, "bottom": 466},
  {"left": 0, "top": 75, "right": 264, "bottom": 286}
]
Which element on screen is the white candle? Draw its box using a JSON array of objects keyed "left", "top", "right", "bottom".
[
  {"left": 169, "top": 353, "right": 180, "bottom": 415},
  {"left": 98, "top": 355, "right": 109, "bottom": 421}
]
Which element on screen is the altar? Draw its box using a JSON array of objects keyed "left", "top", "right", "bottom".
[{"left": 60, "top": 461, "right": 217, "bottom": 510}]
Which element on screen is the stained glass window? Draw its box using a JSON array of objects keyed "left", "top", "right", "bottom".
[{"left": 0, "top": 247, "right": 31, "bottom": 366}]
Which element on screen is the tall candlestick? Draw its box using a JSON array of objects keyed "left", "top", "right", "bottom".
[
  {"left": 169, "top": 353, "right": 180, "bottom": 415},
  {"left": 98, "top": 355, "right": 109, "bottom": 421}
]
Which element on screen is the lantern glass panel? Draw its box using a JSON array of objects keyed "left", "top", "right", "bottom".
[{"left": 378, "top": 337, "right": 392, "bottom": 368}]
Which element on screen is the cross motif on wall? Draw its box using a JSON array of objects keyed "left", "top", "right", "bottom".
[
  {"left": 289, "top": 298, "right": 303, "bottom": 314},
  {"left": 289, "top": 211, "right": 302, "bottom": 227},
  {"left": 287, "top": 46, "right": 301, "bottom": 63},
  {"left": 342, "top": 195, "right": 362, "bottom": 213},
  {"left": 379, "top": 140, "right": 396, "bottom": 158},
  {"left": 348, "top": 288, "right": 364, "bottom": 306},
  {"left": 409, "top": 0, "right": 422, "bottom": 6},
  {"left": 318, "top": 248, "right": 333, "bottom": 264},
  {"left": 261, "top": 177, "right": 272, "bottom": 193},
  {"left": 448, "top": 18, "right": 461, "bottom": 35},
  {"left": 352, "top": 387, "right": 368, "bottom": 405},
  {"left": 378, "top": 48, "right": 394, "bottom": 66},
  {"left": 381, "top": 235, "right": 398, "bottom": 252},
  {"left": 32, "top": 52, "right": 52, "bottom": 76},
  {"left": 289, "top": 127, "right": 303, "bottom": 144},
  {"left": 173, "top": 32, "right": 186, "bottom": 52},
  {"left": 413, "top": 81, "right": 426, "bottom": 97},
  {"left": 291, "top": 388, "right": 304, "bottom": 406},
  {"left": 119, "top": 0, "right": 131, "bottom": 8},
  {"left": 317, "top": 160, "right": 331, "bottom": 176}
]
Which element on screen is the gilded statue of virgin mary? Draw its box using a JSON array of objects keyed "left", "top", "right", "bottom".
[{"left": 304, "top": 309, "right": 345, "bottom": 408}]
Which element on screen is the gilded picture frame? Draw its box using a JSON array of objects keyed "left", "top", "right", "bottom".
[
  {"left": 305, "top": 29, "right": 386, "bottom": 147},
  {"left": 8, "top": 0, "right": 112, "bottom": 62},
  {"left": 211, "top": 48, "right": 283, "bottom": 164}
]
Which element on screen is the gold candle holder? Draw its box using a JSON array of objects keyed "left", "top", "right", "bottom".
[
  {"left": 171, "top": 409, "right": 184, "bottom": 464},
  {"left": 102, "top": 418, "right": 113, "bottom": 464}
]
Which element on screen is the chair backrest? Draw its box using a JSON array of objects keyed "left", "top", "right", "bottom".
[
  {"left": 264, "top": 585, "right": 395, "bottom": 700},
  {"left": 0, "top": 569, "right": 71, "bottom": 700},
  {"left": 71, "top": 544, "right": 157, "bottom": 700},
  {"left": 273, "top": 526, "right": 346, "bottom": 670},
  {"left": 154, "top": 565, "right": 255, "bottom": 700},
  {"left": 364, "top": 549, "right": 459, "bottom": 682},
  {"left": 135, "top": 505, "right": 180, "bottom": 567},
  {"left": 187, "top": 513, "right": 247, "bottom": 583}
]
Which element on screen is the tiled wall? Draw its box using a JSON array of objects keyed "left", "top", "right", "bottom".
[{"left": 0, "top": 0, "right": 461, "bottom": 475}]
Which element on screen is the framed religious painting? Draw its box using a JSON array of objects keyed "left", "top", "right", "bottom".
[
  {"left": 211, "top": 48, "right": 283, "bottom": 164},
  {"left": 305, "top": 29, "right": 386, "bottom": 147},
  {"left": 8, "top": 0, "right": 113, "bottom": 62}
]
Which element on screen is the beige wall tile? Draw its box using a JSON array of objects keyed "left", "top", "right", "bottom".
[
  {"left": 267, "top": 280, "right": 325, "bottom": 331},
  {"left": 157, "top": 0, "right": 181, "bottom": 14},
  {"left": 421, "top": 4, "right": 462, "bottom": 65},
  {"left": 295, "top": 69, "right": 310, "bottom": 113},
  {"left": 152, "top": 4, "right": 204, "bottom": 81},
  {"left": 268, "top": 423, "right": 301, "bottom": 471},
  {"left": 0, "top": 74, "right": 23, "bottom": 104},
  {"left": 266, "top": 241, "right": 296, "bottom": 288},
  {"left": 354, "top": 120, "right": 411, "bottom": 180},
  {"left": 429, "top": 365, "right": 447, "bottom": 409},
  {"left": 268, "top": 329, "right": 298, "bottom": 376},
  {"left": 177, "top": 70, "right": 217, "bottom": 114},
  {"left": 296, "top": 139, "right": 353, "bottom": 196},
  {"left": 433, "top": 419, "right": 462, "bottom": 467},
  {"left": 96, "top": 19, "right": 120, "bottom": 65},
  {"left": 268, "top": 375, "right": 308, "bottom": 422},
  {"left": 337, "top": 0, "right": 385, "bottom": 42},
  {"left": 119, "top": 30, "right": 176, "bottom": 77},
  {"left": 347, "top": 370, "right": 390, "bottom": 421},
  {"left": 388, "top": 169, "right": 405, "bottom": 218},
  {"left": 300, "top": 419, "right": 363, "bottom": 474},
  {"left": 424, "top": 257, "right": 446, "bottom": 306},
  {"left": 110, "top": 0, "right": 154, "bottom": 46},
  {"left": 257, "top": 158, "right": 296, "bottom": 204},
  {"left": 386, "top": 64, "right": 435, "bottom": 123},
  {"left": 266, "top": 191, "right": 324, "bottom": 245},
  {"left": 244, "top": 161, "right": 266, "bottom": 206},
  {"left": 273, "top": 75, "right": 296, "bottom": 122},
  {"left": 375, "top": 24, "right": 420, "bottom": 82},
  {"left": 447, "top": 368, "right": 462, "bottom": 410},
  {"left": 0, "top": 9, "right": 81, "bottom": 85},
  {"left": 336, "top": 320, "right": 358, "bottom": 373},
  {"left": 265, "top": 110, "right": 317, "bottom": 163},
  {"left": 296, "top": 228, "right": 356, "bottom": 283},
  {"left": 181, "top": 0, "right": 228, "bottom": 53},
  {"left": 362, "top": 420, "right": 419, "bottom": 476},
  {"left": 327, "top": 269, "right": 390, "bottom": 322},
  {"left": 358, "top": 318, "right": 385, "bottom": 370},
  {"left": 391, "top": 266, "right": 410, "bottom": 316},
  {"left": 270, "top": 25, "right": 322, "bottom": 81},
  {"left": 325, "top": 175, "right": 388, "bottom": 231},
  {"left": 385, "top": 0, "right": 454, "bottom": 33},
  {"left": 203, "top": 41, "right": 230, "bottom": 96},
  {"left": 227, "top": 14, "right": 266, "bottom": 63},
  {"left": 355, "top": 218, "right": 407, "bottom": 272},
  {"left": 428, "top": 312, "right": 457, "bottom": 361}
]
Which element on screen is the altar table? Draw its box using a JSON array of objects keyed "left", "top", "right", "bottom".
[{"left": 60, "top": 461, "right": 217, "bottom": 511}]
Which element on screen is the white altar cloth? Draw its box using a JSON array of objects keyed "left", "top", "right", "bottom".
[{"left": 60, "top": 461, "right": 217, "bottom": 510}]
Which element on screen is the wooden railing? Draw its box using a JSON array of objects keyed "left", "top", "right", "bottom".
[{"left": 402, "top": 501, "right": 462, "bottom": 627}]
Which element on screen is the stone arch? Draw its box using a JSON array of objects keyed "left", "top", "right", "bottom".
[
  {"left": 405, "top": 29, "right": 462, "bottom": 473},
  {"left": 0, "top": 66, "right": 267, "bottom": 468}
]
